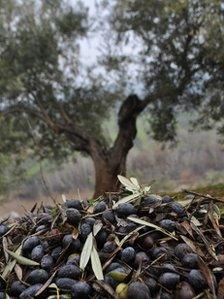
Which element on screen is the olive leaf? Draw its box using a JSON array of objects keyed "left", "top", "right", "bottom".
[
  {"left": 80, "top": 233, "right": 93, "bottom": 271},
  {"left": 91, "top": 245, "right": 104, "bottom": 280},
  {"left": 127, "top": 216, "right": 178, "bottom": 240},
  {"left": 112, "top": 193, "right": 140, "bottom": 209},
  {"left": 117, "top": 175, "right": 140, "bottom": 192},
  {"left": 6, "top": 249, "right": 39, "bottom": 266},
  {"left": 129, "top": 177, "right": 140, "bottom": 189},
  {"left": 2, "top": 245, "right": 22, "bottom": 279},
  {"left": 93, "top": 220, "right": 103, "bottom": 237}
]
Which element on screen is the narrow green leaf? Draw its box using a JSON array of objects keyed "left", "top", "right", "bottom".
[
  {"left": 113, "top": 193, "right": 140, "bottom": 209},
  {"left": 7, "top": 249, "right": 39, "bottom": 266},
  {"left": 127, "top": 216, "right": 178, "bottom": 240},
  {"left": 91, "top": 245, "right": 104, "bottom": 280},
  {"left": 79, "top": 233, "right": 93, "bottom": 271},
  {"left": 93, "top": 220, "right": 103, "bottom": 237},
  {"left": 2, "top": 246, "right": 22, "bottom": 279}
]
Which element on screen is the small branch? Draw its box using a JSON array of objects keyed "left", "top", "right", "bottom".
[{"left": 183, "top": 189, "right": 224, "bottom": 203}]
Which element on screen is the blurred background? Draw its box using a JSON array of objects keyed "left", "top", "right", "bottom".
[{"left": 0, "top": 0, "right": 224, "bottom": 216}]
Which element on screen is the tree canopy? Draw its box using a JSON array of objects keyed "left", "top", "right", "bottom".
[{"left": 0, "top": 0, "right": 224, "bottom": 196}]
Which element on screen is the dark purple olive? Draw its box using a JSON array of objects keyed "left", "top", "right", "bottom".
[
  {"left": 121, "top": 247, "right": 136, "bottom": 264},
  {"left": 41, "top": 255, "right": 54, "bottom": 271},
  {"left": 162, "top": 195, "right": 173, "bottom": 203},
  {"left": 102, "top": 241, "right": 116, "bottom": 253},
  {"left": 105, "top": 262, "right": 121, "bottom": 273},
  {"left": 159, "top": 272, "right": 180, "bottom": 289},
  {"left": 26, "top": 269, "right": 49, "bottom": 284},
  {"left": 142, "top": 195, "right": 161, "bottom": 206},
  {"left": 182, "top": 253, "right": 198, "bottom": 268},
  {"left": 174, "top": 281, "right": 195, "bottom": 299},
  {"left": 115, "top": 203, "right": 136, "bottom": 218},
  {"left": 171, "top": 202, "right": 186, "bottom": 216},
  {"left": 95, "top": 229, "right": 108, "bottom": 249},
  {"left": 72, "top": 281, "right": 92, "bottom": 299},
  {"left": 134, "top": 252, "right": 150, "bottom": 268},
  {"left": 141, "top": 236, "right": 154, "bottom": 250},
  {"left": 10, "top": 281, "right": 26, "bottom": 297},
  {"left": 51, "top": 246, "right": 62, "bottom": 261},
  {"left": 80, "top": 223, "right": 92, "bottom": 240},
  {"left": 66, "top": 208, "right": 81, "bottom": 226},
  {"left": 161, "top": 263, "right": 176, "bottom": 273},
  {"left": 57, "top": 264, "right": 82, "bottom": 280},
  {"left": 127, "top": 282, "right": 151, "bottom": 299},
  {"left": 84, "top": 217, "right": 95, "bottom": 227},
  {"left": 19, "top": 284, "right": 43, "bottom": 299},
  {"left": 22, "top": 236, "right": 40, "bottom": 252},
  {"left": 161, "top": 291, "right": 172, "bottom": 299},
  {"left": 67, "top": 254, "right": 80, "bottom": 266},
  {"left": 56, "top": 278, "right": 77, "bottom": 290},
  {"left": 152, "top": 246, "right": 168, "bottom": 258},
  {"left": 159, "top": 219, "right": 176, "bottom": 232},
  {"left": 35, "top": 225, "right": 47, "bottom": 232},
  {"left": 103, "top": 210, "right": 116, "bottom": 223},
  {"left": 65, "top": 200, "right": 83, "bottom": 210},
  {"left": 118, "top": 222, "right": 137, "bottom": 234},
  {"left": 36, "top": 213, "right": 52, "bottom": 225},
  {"left": 104, "top": 275, "right": 118, "bottom": 288},
  {"left": 0, "top": 224, "right": 9, "bottom": 237},
  {"left": 62, "top": 235, "right": 81, "bottom": 251},
  {"left": 144, "top": 277, "right": 158, "bottom": 295},
  {"left": 187, "top": 269, "right": 207, "bottom": 292},
  {"left": 174, "top": 243, "right": 192, "bottom": 259},
  {"left": 30, "top": 244, "right": 44, "bottom": 262},
  {"left": 93, "top": 201, "right": 107, "bottom": 213}
]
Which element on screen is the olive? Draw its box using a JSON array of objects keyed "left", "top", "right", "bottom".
[
  {"left": 121, "top": 247, "right": 136, "bottom": 264},
  {"left": 36, "top": 213, "right": 52, "bottom": 225},
  {"left": 152, "top": 246, "right": 168, "bottom": 258},
  {"left": 67, "top": 254, "right": 80, "bottom": 266},
  {"left": 161, "top": 291, "right": 172, "bottom": 299},
  {"left": 30, "top": 244, "right": 44, "bottom": 262},
  {"left": 72, "top": 281, "right": 92, "bottom": 299},
  {"left": 144, "top": 277, "right": 158, "bottom": 295},
  {"left": 0, "top": 292, "right": 4, "bottom": 299},
  {"left": 35, "top": 225, "right": 47, "bottom": 232},
  {"left": 41, "top": 255, "right": 54, "bottom": 271},
  {"left": 65, "top": 200, "right": 83, "bottom": 210},
  {"left": 93, "top": 201, "right": 107, "bottom": 213},
  {"left": 105, "top": 275, "right": 118, "bottom": 288},
  {"left": 118, "top": 223, "right": 137, "bottom": 234},
  {"left": 66, "top": 208, "right": 81, "bottom": 226},
  {"left": 62, "top": 234, "right": 81, "bottom": 251},
  {"left": 171, "top": 202, "right": 186, "bottom": 216},
  {"left": 57, "top": 264, "right": 82, "bottom": 280},
  {"left": 162, "top": 195, "right": 173, "bottom": 203},
  {"left": 102, "top": 241, "right": 116, "bottom": 253},
  {"left": 95, "top": 229, "right": 108, "bottom": 249},
  {"left": 116, "top": 283, "right": 128, "bottom": 299},
  {"left": 105, "top": 262, "right": 122, "bottom": 273},
  {"left": 51, "top": 246, "right": 62, "bottom": 261},
  {"left": 10, "top": 281, "right": 26, "bottom": 297},
  {"left": 141, "top": 236, "right": 154, "bottom": 250},
  {"left": 174, "top": 281, "right": 195, "bottom": 299},
  {"left": 103, "top": 210, "right": 116, "bottom": 223},
  {"left": 161, "top": 263, "right": 176, "bottom": 273},
  {"left": 182, "top": 253, "right": 198, "bottom": 268},
  {"left": 56, "top": 278, "right": 77, "bottom": 290},
  {"left": 84, "top": 217, "right": 95, "bottom": 227},
  {"left": 108, "top": 267, "right": 127, "bottom": 282},
  {"left": 27, "top": 269, "right": 49, "bottom": 284},
  {"left": 174, "top": 243, "right": 192, "bottom": 259},
  {"left": 142, "top": 195, "right": 161, "bottom": 206},
  {"left": 19, "top": 284, "right": 43, "bottom": 299},
  {"left": 127, "top": 282, "right": 151, "bottom": 299},
  {"left": 22, "top": 236, "right": 40, "bottom": 252},
  {"left": 0, "top": 224, "right": 8, "bottom": 237},
  {"left": 134, "top": 252, "right": 150, "bottom": 268},
  {"left": 80, "top": 223, "right": 92, "bottom": 240},
  {"left": 159, "top": 219, "right": 176, "bottom": 232},
  {"left": 159, "top": 272, "right": 180, "bottom": 289},
  {"left": 187, "top": 269, "right": 207, "bottom": 292},
  {"left": 116, "top": 203, "right": 137, "bottom": 218}
]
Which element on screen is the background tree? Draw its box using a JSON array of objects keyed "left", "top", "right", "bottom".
[{"left": 0, "top": 0, "right": 224, "bottom": 197}]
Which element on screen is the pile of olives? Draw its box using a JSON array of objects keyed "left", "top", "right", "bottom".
[{"left": 0, "top": 189, "right": 223, "bottom": 298}]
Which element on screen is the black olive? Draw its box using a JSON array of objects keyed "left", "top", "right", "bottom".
[
  {"left": 116, "top": 203, "right": 137, "bottom": 218},
  {"left": 118, "top": 222, "right": 137, "bottom": 234},
  {"left": 10, "top": 281, "right": 26, "bottom": 297},
  {"left": 65, "top": 200, "right": 83, "bottom": 210},
  {"left": 56, "top": 278, "right": 77, "bottom": 290},
  {"left": 142, "top": 195, "right": 160, "bottom": 206},
  {"left": 84, "top": 217, "right": 95, "bottom": 227},
  {"left": 30, "top": 244, "right": 44, "bottom": 262},
  {"left": 102, "top": 241, "right": 116, "bottom": 253},
  {"left": 66, "top": 208, "right": 81, "bottom": 226},
  {"left": 174, "top": 243, "right": 192, "bottom": 259},
  {"left": 93, "top": 201, "right": 107, "bottom": 213},
  {"left": 22, "top": 236, "right": 40, "bottom": 252},
  {"left": 62, "top": 234, "right": 82, "bottom": 251},
  {"left": 162, "top": 195, "right": 173, "bottom": 203},
  {"left": 80, "top": 223, "right": 92, "bottom": 240},
  {"left": 187, "top": 269, "right": 207, "bottom": 292},
  {"left": 41, "top": 255, "right": 54, "bottom": 271},
  {"left": 171, "top": 202, "right": 186, "bottom": 216},
  {"left": 127, "top": 282, "right": 151, "bottom": 299},
  {"left": 105, "top": 262, "right": 121, "bottom": 273},
  {"left": 182, "top": 253, "right": 199, "bottom": 268},
  {"left": 141, "top": 236, "right": 154, "bottom": 250},
  {"left": 134, "top": 252, "right": 150, "bottom": 268},
  {"left": 144, "top": 277, "right": 158, "bottom": 295},
  {"left": 72, "top": 281, "right": 92, "bottom": 299},
  {"left": 159, "top": 272, "right": 180, "bottom": 289},
  {"left": 57, "top": 264, "right": 82, "bottom": 280},
  {"left": 19, "top": 284, "right": 43, "bottom": 299},
  {"left": 104, "top": 275, "right": 118, "bottom": 288},
  {"left": 26, "top": 269, "right": 49, "bottom": 285},
  {"left": 159, "top": 219, "right": 176, "bottom": 232},
  {"left": 161, "top": 291, "right": 172, "bottom": 299},
  {"left": 161, "top": 263, "right": 176, "bottom": 273},
  {"left": 36, "top": 213, "right": 52, "bottom": 225},
  {"left": 51, "top": 246, "right": 62, "bottom": 261},
  {"left": 103, "top": 210, "right": 116, "bottom": 223},
  {"left": 0, "top": 224, "right": 8, "bottom": 237},
  {"left": 67, "top": 254, "right": 80, "bottom": 266},
  {"left": 95, "top": 229, "right": 108, "bottom": 249},
  {"left": 152, "top": 246, "right": 168, "bottom": 258},
  {"left": 35, "top": 225, "right": 47, "bottom": 232},
  {"left": 174, "top": 281, "right": 195, "bottom": 299},
  {"left": 121, "top": 247, "right": 136, "bottom": 264}
]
